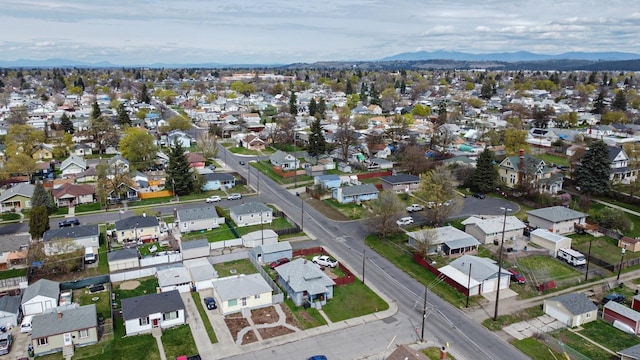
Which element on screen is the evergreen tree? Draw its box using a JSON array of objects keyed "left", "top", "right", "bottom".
[
  {"left": 90, "top": 101, "right": 101, "bottom": 120},
  {"left": 307, "top": 119, "right": 326, "bottom": 158},
  {"left": 359, "top": 83, "right": 367, "bottom": 104},
  {"left": 60, "top": 113, "right": 74, "bottom": 134},
  {"left": 309, "top": 98, "right": 317, "bottom": 118},
  {"left": 612, "top": 90, "right": 627, "bottom": 111},
  {"left": 345, "top": 78, "right": 353, "bottom": 94},
  {"left": 317, "top": 98, "right": 326, "bottom": 119},
  {"left": 165, "top": 140, "right": 193, "bottom": 196},
  {"left": 471, "top": 148, "right": 499, "bottom": 193},
  {"left": 117, "top": 103, "right": 132, "bottom": 126},
  {"left": 140, "top": 83, "right": 151, "bottom": 104},
  {"left": 289, "top": 88, "right": 297, "bottom": 116},
  {"left": 29, "top": 205, "right": 50, "bottom": 240},
  {"left": 575, "top": 140, "right": 611, "bottom": 199},
  {"left": 591, "top": 90, "right": 606, "bottom": 114},
  {"left": 32, "top": 181, "right": 54, "bottom": 211}
]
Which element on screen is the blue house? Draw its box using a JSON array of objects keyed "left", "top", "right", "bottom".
[
  {"left": 274, "top": 258, "right": 335, "bottom": 308},
  {"left": 202, "top": 173, "right": 236, "bottom": 191},
  {"left": 333, "top": 184, "right": 379, "bottom": 204},
  {"left": 314, "top": 174, "right": 341, "bottom": 189}
]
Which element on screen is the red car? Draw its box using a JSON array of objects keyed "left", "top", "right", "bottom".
[
  {"left": 508, "top": 269, "right": 525, "bottom": 284},
  {"left": 270, "top": 257, "right": 290, "bottom": 269}
]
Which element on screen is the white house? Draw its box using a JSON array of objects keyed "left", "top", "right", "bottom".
[
  {"left": 543, "top": 293, "right": 598, "bottom": 327},
  {"left": 121, "top": 290, "right": 186, "bottom": 336},
  {"left": 176, "top": 206, "right": 224, "bottom": 234},
  {"left": 527, "top": 206, "right": 588, "bottom": 235},
  {"left": 462, "top": 216, "right": 526, "bottom": 244},
  {"left": 269, "top": 150, "right": 299, "bottom": 170},
  {"left": 21, "top": 279, "right": 60, "bottom": 316},
  {"left": 184, "top": 258, "right": 217, "bottom": 291},
  {"left": 42, "top": 225, "right": 100, "bottom": 256},
  {"left": 0, "top": 295, "right": 21, "bottom": 326},
  {"left": 212, "top": 273, "right": 273, "bottom": 315},
  {"left": 229, "top": 202, "right": 273, "bottom": 227},
  {"left": 107, "top": 248, "right": 140, "bottom": 271},
  {"left": 407, "top": 226, "right": 481, "bottom": 257},
  {"left": 530, "top": 229, "right": 571, "bottom": 256},
  {"left": 157, "top": 267, "right": 192, "bottom": 293},
  {"left": 59, "top": 155, "right": 87, "bottom": 177},
  {"left": 438, "top": 255, "right": 511, "bottom": 295}
]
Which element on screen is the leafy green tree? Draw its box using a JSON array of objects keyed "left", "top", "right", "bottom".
[
  {"left": 119, "top": 127, "right": 158, "bottom": 170},
  {"left": 159, "top": 115, "right": 192, "bottom": 132},
  {"left": 363, "top": 190, "right": 405, "bottom": 238},
  {"left": 414, "top": 166, "right": 461, "bottom": 226},
  {"left": 60, "top": 113, "right": 74, "bottom": 134},
  {"left": 480, "top": 79, "right": 496, "bottom": 99},
  {"left": 411, "top": 104, "right": 431, "bottom": 117},
  {"left": 612, "top": 90, "right": 627, "bottom": 111},
  {"left": 29, "top": 205, "right": 50, "bottom": 240},
  {"left": 504, "top": 128, "right": 530, "bottom": 155},
  {"left": 471, "top": 148, "right": 499, "bottom": 193},
  {"left": 90, "top": 101, "right": 101, "bottom": 120},
  {"left": 316, "top": 98, "right": 326, "bottom": 119},
  {"left": 165, "top": 140, "right": 193, "bottom": 196},
  {"left": 575, "top": 140, "right": 611, "bottom": 200},
  {"left": 307, "top": 118, "right": 326, "bottom": 158},
  {"left": 89, "top": 117, "right": 118, "bottom": 154},
  {"left": 117, "top": 103, "right": 131, "bottom": 126}
]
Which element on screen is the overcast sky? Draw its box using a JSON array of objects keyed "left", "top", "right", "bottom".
[{"left": 1, "top": 0, "right": 639, "bottom": 65}]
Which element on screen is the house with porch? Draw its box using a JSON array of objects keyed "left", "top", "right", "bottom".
[
  {"left": 609, "top": 145, "right": 638, "bottom": 184},
  {"left": 0, "top": 183, "right": 35, "bottom": 212},
  {"left": 0, "top": 234, "right": 30, "bottom": 270},
  {"left": 212, "top": 273, "right": 273, "bottom": 315},
  {"left": 527, "top": 206, "right": 588, "bottom": 235},
  {"left": 121, "top": 290, "right": 186, "bottom": 336},
  {"left": 244, "top": 134, "right": 266, "bottom": 151},
  {"left": 274, "top": 258, "right": 335, "bottom": 308},
  {"left": 42, "top": 225, "right": 100, "bottom": 256},
  {"left": 498, "top": 150, "right": 564, "bottom": 194},
  {"left": 407, "top": 226, "right": 481, "bottom": 257},
  {"left": 106, "top": 179, "right": 139, "bottom": 203},
  {"left": 51, "top": 183, "right": 94, "bottom": 207},
  {"left": 32, "top": 143, "right": 54, "bottom": 161},
  {"left": 380, "top": 174, "right": 421, "bottom": 194},
  {"left": 31, "top": 304, "right": 99, "bottom": 357},
  {"left": 186, "top": 152, "right": 206, "bottom": 169},
  {"left": 332, "top": 184, "right": 379, "bottom": 204},
  {"left": 269, "top": 150, "right": 299, "bottom": 170}
]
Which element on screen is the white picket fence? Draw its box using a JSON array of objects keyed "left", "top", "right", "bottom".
[
  {"left": 110, "top": 267, "right": 157, "bottom": 282},
  {"left": 139, "top": 253, "right": 182, "bottom": 267},
  {"left": 210, "top": 238, "right": 242, "bottom": 250}
]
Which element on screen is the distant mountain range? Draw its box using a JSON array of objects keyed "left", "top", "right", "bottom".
[{"left": 1, "top": 50, "right": 640, "bottom": 69}]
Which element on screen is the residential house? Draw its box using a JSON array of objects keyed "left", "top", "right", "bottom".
[
  {"left": 609, "top": 146, "right": 638, "bottom": 184},
  {"left": 107, "top": 154, "right": 130, "bottom": 174},
  {"left": 527, "top": 206, "right": 588, "bottom": 235},
  {"left": 21, "top": 279, "right": 60, "bottom": 316},
  {"left": 498, "top": 150, "right": 564, "bottom": 194},
  {"left": 75, "top": 167, "right": 97, "bottom": 183},
  {"left": 176, "top": 205, "right": 224, "bottom": 234},
  {"left": 530, "top": 229, "right": 572, "bottom": 256},
  {"left": 0, "top": 234, "right": 30, "bottom": 269},
  {"left": 337, "top": 162, "right": 352, "bottom": 173},
  {"left": 0, "top": 183, "right": 35, "bottom": 211},
  {"left": 31, "top": 304, "right": 99, "bottom": 356},
  {"left": 0, "top": 295, "right": 21, "bottom": 326},
  {"left": 157, "top": 267, "right": 192, "bottom": 293},
  {"left": 407, "top": 226, "right": 481, "bottom": 257},
  {"left": 368, "top": 158, "right": 393, "bottom": 170},
  {"left": 51, "top": 183, "right": 94, "bottom": 207},
  {"left": 274, "top": 258, "right": 335, "bottom": 307},
  {"left": 543, "top": 293, "right": 598, "bottom": 327},
  {"left": 333, "top": 184, "right": 379, "bottom": 204},
  {"left": 42, "top": 225, "right": 100, "bottom": 256},
  {"left": 462, "top": 216, "right": 526, "bottom": 244},
  {"left": 32, "top": 143, "right": 54, "bottom": 161},
  {"left": 380, "top": 174, "right": 421, "bottom": 194},
  {"left": 114, "top": 215, "right": 160, "bottom": 243},
  {"left": 438, "top": 255, "right": 511, "bottom": 295},
  {"left": 106, "top": 178, "right": 139, "bottom": 203},
  {"left": 229, "top": 202, "right": 273, "bottom": 227},
  {"left": 314, "top": 174, "right": 341, "bottom": 189},
  {"left": 269, "top": 150, "right": 299, "bottom": 170},
  {"left": 242, "top": 229, "right": 278, "bottom": 247},
  {"left": 603, "top": 301, "right": 640, "bottom": 334},
  {"left": 619, "top": 237, "right": 640, "bottom": 253},
  {"left": 633, "top": 294, "right": 640, "bottom": 312},
  {"left": 167, "top": 130, "right": 192, "bottom": 148},
  {"left": 202, "top": 172, "right": 235, "bottom": 191},
  {"left": 212, "top": 273, "right": 273, "bottom": 315},
  {"left": 131, "top": 171, "right": 148, "bottom": 188},
  {"left": 121, "top": 290, "right": 186, "bottom": 336},
  {"left": 250, "top": 241, "right": 293, "bottom": 264},
  {"left": 186, "top": 152, "right": 206, "bottom": 169},
  {"left": 184, "top": 258, "right": 217, "bottom": 290},
  {"left": 243, "top": 134, "right": 266, "bottom": 151},
  {"left": 60, "top": 155, "right": 87, "bottom": 178},
  {"left": 181, "top": 239, "right": 210, "bottom": 260},
  {"left": 107, "top": 248, "right": 140, "bottom": 271}
]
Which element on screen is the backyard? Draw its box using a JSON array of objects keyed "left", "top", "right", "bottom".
[{"left": 112, "top": 276, "right": 159, "bottom": 307}]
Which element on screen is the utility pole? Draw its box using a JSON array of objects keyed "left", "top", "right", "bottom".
[
  {"left": 421, "top": 285, "right": 427, "bottom": 343},
  {"left": 493, "top": 207, "right": 511, "bottom": 321},
  {"left": 466, "top": 263, "right": 472, "bottom": 308},
  {"left": 301, "top": 198, "right": 304, "bottom": 232},
  {"left": 617, "top": 245, "right": 627, "bottom": 281},
  {"left": 362, "top": 248, "right": 366, "bottom": 285},
  {"left": 585, "top": 238, "right": 593, "bottom": 282}
]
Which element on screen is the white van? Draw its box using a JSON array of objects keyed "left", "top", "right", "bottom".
[
  {"left": 84, "top": 247, "right": 96, "bottom": 264},
  {"left": 20, "top": 315, "right": 33, "bottom": 333}
]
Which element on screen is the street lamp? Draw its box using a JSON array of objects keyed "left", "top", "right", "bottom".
[
  {"left": 617, "top": 244, "right": 627, "bottom": 281},
  {"left": 493, "top": 206, "right": 512, "bottom": 321}
]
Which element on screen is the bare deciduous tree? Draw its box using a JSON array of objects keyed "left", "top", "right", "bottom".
[{"left": 363, "top": 190, "right": 405, "bottom": 238}]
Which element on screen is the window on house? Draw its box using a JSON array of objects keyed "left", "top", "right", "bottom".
[
  {"left": 254, "top": 294, "right": 261, "bottom": 299},
  {"left": 139, "top": 317, "right": 149, "bottom": 326},
  {"left": 238, "top": 216, "right": 242, "bottom": 221},
  {"left": 585, "top": 312, "right": 592, "bottom": 319},
  {"left": 37, "top": 337, "right": 48, "bottom": 346},
  {"left": 183, "top": 223, "right": 188, "bottom": 229},
  {"left": 79, "top": 329, "right": 89, "bottom": 338},
  {"left": 241, "top": 297, "right": 247, "bottom": 306},
  {"left": 229, "top": 299, "right": 237, "bottom": 306},
  {"left": 163, "top": 311, "right": 178, "bottom": 321}
]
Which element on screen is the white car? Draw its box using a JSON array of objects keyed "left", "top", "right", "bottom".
[
  {"left": 312, "top": 255, "right": 339, "bottom": 268},
  {"left": 406, "top": 204, "right": 424, "bottom": 212},
  {"left": 227, "top": 193, "right": 242, "bottom": 200},
  {"left": 396, "top": 216, "right": 414, "bottom": 226},
  {"left": 205, "top": 196, "right": 221, "bottom": 203}
]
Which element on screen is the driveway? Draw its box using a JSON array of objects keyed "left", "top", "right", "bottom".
[{"left": 503, "top": 314, "right": 565, "bottom": 340}]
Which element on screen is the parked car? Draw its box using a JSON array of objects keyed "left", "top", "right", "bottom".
[
  {"left": 406, "top": 204, "right": 424, "bottom": 212},
  {"left": 269, "top": 257, "right": 290, "bottom": 269},
  {"left": 472, "top": 193, "right": 485, "bottom": 199},
  {"left": 602, "top": 293, "right": 626, "bottom": 305},
  {"left": 312, "top": 255, "right": 338, "bottom": 268},
  {"left": 203, "top": 297, "right": 217, "bottom": 310},
  {"left": 58, "top": 218, "right": 80, "bottom": 228},
  {"left": 508, "top": 269, "right": 526, "bottom": 284},
  {"left": 443, "top": 199, "right": 454, "bottom": 206},
  {"left": 0, "top": 332, "right": 12, "bottom": 355},
  {"left": 307, "top": 356, "right": 328, "bottom": 360},
  {"left": 396, "top": 216, "right": 414, "bottom": 226},
  {"left": 205, "top": 195, "right": 221, "bottom": 203},
  {"left": 227, "top": 193, "right": 242, "bottom": 200},
  {"left": 239, "top": 160, "right": 246, "bottom": 165}
]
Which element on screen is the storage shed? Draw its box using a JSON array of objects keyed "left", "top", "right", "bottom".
[{"left": 530, "top": 229, "right": 571, "bottom": 256}]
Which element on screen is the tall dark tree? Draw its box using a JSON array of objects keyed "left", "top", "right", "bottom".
[
  {"left": 471, "top": 148, "right": 499, "bottom": 193},
  {"left": 308, "top": 98, "right": 317, "bottom": 118},
  {"left": 165, "top": 140, "right": 193, "bottom": 196},
  {"left": 32, "top": 181, "right": 55, "bottom": 213},
  {"left": 90, "top": 101, "right": 101, "bottom": 120},
  {"left": 345, "top": 78, "right": 353, "bottom": 95},
  {"left": 288, "top": 88, "right": 297, "bottom": 116},
  {"left": 575, "top": 140, "right": 611, "bottom": 200},
  {"left": 317, "top": 98, "right": 326, "bottom": 119},
  {"left": 60, "top": 113, "right": 74, "bottom": 134},
  {"left": 307, "top": 119, "right": 326, "bottom": 158},
  {"left": 612, "top": 90, "right": 627, "bottom": 111},
  {"left": 591, "top": 90, "right": 606, "bottom": 115},
  {"left": 139, "top": 83, "right": 151, "bottom": 104},
  {"left": 480, "top": 79, "right": 495, "bottom": 99},
  {"left": 117, "top": 103, "right": 132, "bottom": 126},
  {"left": 29, "top": 205, "right": 50, "bottom": 240}
]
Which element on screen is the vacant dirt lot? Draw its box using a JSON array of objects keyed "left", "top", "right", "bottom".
[{"left": 225, "top": 305, "right": 301, "bottom": 344}]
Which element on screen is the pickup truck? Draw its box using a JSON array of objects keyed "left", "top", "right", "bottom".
[{"left": 406, "top": 204, "right": 424, "bottom": 212}]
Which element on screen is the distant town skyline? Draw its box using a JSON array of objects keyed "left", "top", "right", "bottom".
[{"left": 1, "top": 0, "right": 639, "bottom": 65}]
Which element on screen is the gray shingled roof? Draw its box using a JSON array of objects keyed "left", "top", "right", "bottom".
[
  {"left": 107, "top": 248, "right": 138, "bottom": 262},
  {"left": 22, "top": 279, "right": 60, "bottom": 304},
  {"left": 115, "top": 215, "right": 159, "bottom": 230},
  {"left": 177, "top": 206, "right": 218, "bottom": 222},
  {"left": 0, "top": 295, "right": 21, "bottom": 314},
  {"left": 0, "top": 234, "right": 30, "bottom": 253},
  {"left": 42, "top": 224, "right": 99, "bottom": 242},
  {"left": 448, "top": 255, "right": 510, "bottom": 282},
  {"left": 604, "top": 301, "right": 640, "bottom": 321},
  {"left": 527, "top": 206, "right": 587, "bottom": 222},
  {"left": 31, "top": 304, "right": 97, "bottom": 338},
  {"left": 340, "top": 183, "right": 379, "bottom": 197},
  {"left": 203, "top": 172, "right": 235, "bottom": 182},
  {"left": 229, "top": 202, "right": 271, "bottom": 216},
  {"left": 213, "top": 273, "right": 272, "bottom": 301},
  {"left": 380, "top": 174, "right": 420, "bottom": 185},
  {"left": 618, "top": 343, "right": 640, "bottom": 359},
  {"left": 181, "top": 239, "right": 209, "bottom": 250},
  {"left": 547, "top": 293, "right": 597, "bottom": 315},
  {"left": 121, "top": 290, "right": 184, "bottom": 321},
  {"left": 275, "top": 258, "right": 335, "bottom": 295},
  {"left": 0, "top": 183, "right": 35, "bottom": 203}
]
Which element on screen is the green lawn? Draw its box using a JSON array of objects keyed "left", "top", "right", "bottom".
[
  {"left": 283, "top": 298, "right": 326, "bottom": 329},
  {"left": 113, "top": 276, "right": 159, "bottom": 307},
  {"left": 75, "top": 285, "right": 111, "bottom": 321},
  {"left": 482, "top": 305, "right": 543, "bottom": 331},
  {"left": 517, "top": 255, "right": 581, "bottom": 281},
  {"left": 213, "top": 259, "right": 259, "bottom": 277},
  {"left": 0, "top": 213, "right": 20, "bottom": 221},
  {"left": 161, "top": 325, "right": 199, "bottom": 359},
  {"left": 535, "top": 153, "right": 570, "bottom": 167},
  {"left": 324, "top": 198, "right": 368, "bottom": 220},
  {"left": 422, "top": 347, "right": 457, "bottom": 360},
  {"left": 0, "top": 268, "right": 27, "bottom": 280},
  {"left": 512, "top": 338, "right": 564, "bottom": 360},
  {"left": 181, "top": 223, "right": 237, "bottom": 242},
  {"left": 571, "top": 233, "right": 640, "bottom": 265},
  {"left": 190, "top": 292, "right": 218, "bottom": 343},
  {"left": 322, "top": 280, "right": 389, "bottom": 322},
  {"left": 233, "top": 217, "right": 296, "bottom": 236},
  {"left": 228, "top": 147, "right": 262, "bottom": 155},
  {"left": 75, "top": 202, "right": 102, "bottom": 213},
  {"left": 550, "top": 329, "right": 615, "bottom": 360},
  {"left": 251, "top": 160, "right": 312, "bottom": 185},
  {"left": 580, "top": 320, "right": 640, "bottom": 351}
]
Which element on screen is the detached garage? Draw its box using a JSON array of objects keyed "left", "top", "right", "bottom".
[
  {"left": 21, "top": 279, "right": 59, "bottom": 316},
  {"left": 0, "top": 295, "right": 21, "bottom": 326},
  {"left": 603, "top": 301, "right": 640, "bottom": 334},
  {"left": 543, "top": 293, "right": 597, "bottom": 327},
  {"left": 157, "top": 267, "right": 192, "bottom": 293},
  {"left": 530, "top": 229, "right": 571, "bottom": 257},
  {"left": 107, "top": 248, "right": 140, "bottom": 271},
  {"left": 184, "top": 258, "right": 217, "bottom": 291}
]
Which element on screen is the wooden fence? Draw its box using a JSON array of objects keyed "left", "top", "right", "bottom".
[
  {"left": 139, "top": 190, "right": 173, "bottom": 199},
  {"left": 413, "top": 253, "right": 470, "bottom": 295}
]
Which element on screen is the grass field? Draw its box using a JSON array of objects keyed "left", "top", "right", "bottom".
[
  {"left": 213, "top": 259, "right": 259, "bottom": 277},
  {"left": 113, "top": 276, "right": 159, "bottom": 307},
  {"left": 322, "top": 280, "right": 389, "bottom": 322},
  {"left": 517, "top": 255, "right": 581, "bottom": 282},
  {"left": 482, "top": 305, "right": 543, "bottom": 331},
  {"left": 161, "top": 325, "right": 199, "bottom": 359},
  {"left": 512, "top": 338, "right": 564, "bottom": 360}
]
